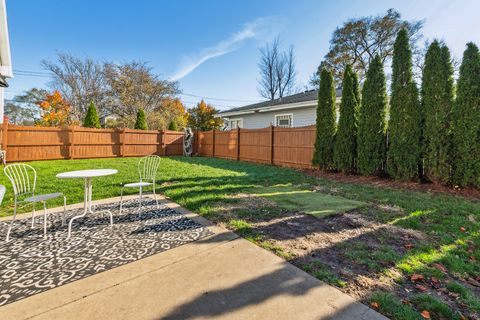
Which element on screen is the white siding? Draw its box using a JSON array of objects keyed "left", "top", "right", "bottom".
[{"left": 224, "top": 105, "right": 317, "bottom": 129}]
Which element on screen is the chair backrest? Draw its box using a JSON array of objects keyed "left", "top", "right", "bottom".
[
  {"left": 0, "top": 184, "right": 6, "bottom": 205},
  {"left": 138, "top": 155, "right": 161, "bottom": 182},
  {"left": 4, "top": 164, "right": 37, "bottom": 198}
]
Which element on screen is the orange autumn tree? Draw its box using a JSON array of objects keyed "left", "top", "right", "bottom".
[
  {"left": 157, "top": 97, "right": 188, "bottom": 130},
  {"left": 186, "top": 100, "right": 223, "bottom": 131},
  {"left": 36, "top": 91, "right": 73, "bottom": 127}
]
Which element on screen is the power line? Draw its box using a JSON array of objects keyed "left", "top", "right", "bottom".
[
  {"left": 11, "top": 68, "right": 262, "bottom": 104},
  {"left": 13, "top": 69, "right": 51, "bottom": 75},
  {"left": 180, "top": 93, "right": 260, "bottom": 103}
]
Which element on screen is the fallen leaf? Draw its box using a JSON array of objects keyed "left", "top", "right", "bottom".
[
  {"left": 411, "top": 274, "right": 425, "bottom": 282},
  {"left": 432, "top": 263, "right": 448, "bottom": 273},
  {"left": 430, "top": 277, "right": 440, "bottom": 284},
  {"left": 370, "top": 302, "right": 379, "bottom": 309},
  {"left": 420, "top": 310, "right": 431, "bottom": 319},
  {"left": 405, "top": 243, "right": 414, "bottom": 250},
  {"left": 415, "top": 284, "right": 428, "bottom": 292},
  {"left": 402, "top": 299, "right": 411, "bottom": 305}
]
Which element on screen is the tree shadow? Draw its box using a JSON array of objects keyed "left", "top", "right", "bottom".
[{"left": 161, "top": 263, "right": 336, "bottom": 320}]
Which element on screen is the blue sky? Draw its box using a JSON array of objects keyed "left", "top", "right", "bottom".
[{"left": 4, "top": 0, "right": 480, "bottom": 110}]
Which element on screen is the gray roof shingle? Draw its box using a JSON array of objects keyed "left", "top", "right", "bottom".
[{"left": 219, "top": 89, "right": 341, "bottom": 115}]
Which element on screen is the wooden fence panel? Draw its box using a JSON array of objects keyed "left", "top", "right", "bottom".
[
  {"left": 163, "top": 130, "right": 184, "bottom": 155},
  {"left": 0, "top": 122, "right": 189, "bottom": 162},
  {"left": 6, "top": 125, "right": 68, "bottom": 161},
  {"left": 213, "top": 130, "right": 237, "bottom": 160},
  {"left": 124, "top": 129, "right": 159, "bottom": 157},
  {"left": 273, "top": 125, "right": 315, "bottom": 169},
  {"left": 239, "top": 128, "right": 271, "bottom": 164},
  {"left": 72, "top": 127, "right": 121, "bottom": 159},
  {"left": 197, "top": 131, "right": 213, "bottom": 156},
  {"left": 193, "top": 125, "right": 316, "bottom": 169}
]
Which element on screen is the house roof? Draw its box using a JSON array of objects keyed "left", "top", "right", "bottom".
[
  {"left": 218, "top": 88, "right": 341, "bottom": 117},
  {"left": 0, "top": 0, "right": 12, "bottom": 83}
]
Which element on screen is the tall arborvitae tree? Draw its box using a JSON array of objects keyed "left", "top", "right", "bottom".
[
  {"left": 357, "top": 55, "right": 388, "bottom": 175},
  {"left": 452, "top": 42, "right": 480, "bottom": 187},
  {"left": 387, "top": 29, "right": 421, "bottom": 180},
  {"left": 134, "top": 109, "right": 148, "bottom": 130},
  {"left": 168, "top": 121, "right": 178, "bottom": 131},
  {"left": 333, "top": 65, "right": 359, "bottom": 173},
  {"left": 83, "top": 102, "right": 101, "bottom": 128},
  {"left": 421, "top": 40, "right": 454, "bottom": 183},
  {"left": 312, "top": 68, "right": 336, "bottom": 169}
]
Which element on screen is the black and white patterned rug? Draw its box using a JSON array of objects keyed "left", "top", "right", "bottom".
[{"left": 0, "top": 199, "right": 212, "bottom": 306}]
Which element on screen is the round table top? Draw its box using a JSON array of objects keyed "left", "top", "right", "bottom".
[{"left": 56, "top": 169, "right": 118, "bottom": 179}]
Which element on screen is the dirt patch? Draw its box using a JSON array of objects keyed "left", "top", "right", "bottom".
[
  {"left": 213, "top": 193, "right": 479, "bottom": 319},
  {"left": 213, "top": 194, "right": 421, "bottom": 299},
  {"left": 251, "top": 210, "right": 425, "bottom": 300},
  {"left": 304, "top": 169, "right": 480, "bottom": 200}
]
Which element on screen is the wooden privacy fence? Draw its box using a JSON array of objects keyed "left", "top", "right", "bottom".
[
  {"left": 196, "top": 125, "right": 316, "bottom": 169},
  {"left": 0, "top": 122, "right": 316, "bottom": 168},
  {"left": 0, "top": 122, "right": 184, "bottom": 162}
]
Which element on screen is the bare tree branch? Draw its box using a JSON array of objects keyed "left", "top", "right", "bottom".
[{"left": 258, "top": 38, "right": 297, "bottom": 100}]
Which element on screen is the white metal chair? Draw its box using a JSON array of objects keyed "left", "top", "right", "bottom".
[
  {"left": 4, "top": 164, "right": 67, "bottom": 241},
  {"left": 0, "top": 185, "right": 5, "bottom": 208},
  {"left": 119, "top": 155, "right": 161, "bottom": 214}
]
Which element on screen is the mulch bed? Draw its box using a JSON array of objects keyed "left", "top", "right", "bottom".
[{"left": 303, "top": 169, "right": 480, "bottom": 200}]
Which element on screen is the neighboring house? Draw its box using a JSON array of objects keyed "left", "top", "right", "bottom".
[
  {"left": 217, "top": 89, "right": 341, "bottom": 130},
  {"left": 0, "top": 0, "right": 12, "bottom": 124}
]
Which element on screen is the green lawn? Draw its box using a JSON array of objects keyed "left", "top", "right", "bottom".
[
  {"left": 0, "top": 156, "right": 309, "bottom": 216},
  {"left": 0, "top": 156, "right": 478, "bottom": 319}
]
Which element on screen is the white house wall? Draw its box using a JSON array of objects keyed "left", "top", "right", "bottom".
[{"left": 226, "top": 105, "right": 317, "bottom": 129}]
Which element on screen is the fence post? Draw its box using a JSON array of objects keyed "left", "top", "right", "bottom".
[
  {"left": 1, "top": 118, "right": 8, "bottom": 161},
  {"left": 270, "top": 124, "right": 274, "bottom": 165},
  {"left": 121, "top": 128, "right": 126, "bottom": 157},
  {"left": 159, "top": 130, "right": 166, "bottom": 156},
  {"left": 236, "top": 127, "right": 241, "bottom": 161},
  {"left": 68, "top": 125, "right": 75, "bottom": 159},
  {"left": 193, "top": 131, "right": 198, "bottom": 155},
  {"left": 212, "top": 129, "right": 216, "bottom": 158}
]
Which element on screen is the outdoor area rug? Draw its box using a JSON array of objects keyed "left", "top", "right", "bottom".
[{"left": 0, "top": 199, "right": 212, "bottom": 306}]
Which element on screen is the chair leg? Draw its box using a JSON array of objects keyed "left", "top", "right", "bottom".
[
  {"left": 153, "top": 183, "right": 159, "bottom": 208},
  {"left": 43, "top": 201, "right": 47, "bottom": 239},
  {"left": 138, "top": 186, "right": 143, "bottom": 210},
  {"left": 62, "top": 196, "right": 67, "bottom": 226},
  {"left": 6, "top": 201, "right": 18, "bottom": 242},
  {"left": 31, "top": 203, "right": 36, "bottom": 228},
  {"left": 119, "top": 187, "right": 124, "bottom": 214}
]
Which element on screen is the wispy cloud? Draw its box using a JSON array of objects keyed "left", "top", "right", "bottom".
[{"left": 170, "top": 17, "right": 282, "bottom": 81}]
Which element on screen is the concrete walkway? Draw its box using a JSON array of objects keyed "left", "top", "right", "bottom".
[{"left": 0, "top": 196, "right": 387, "bottom": 320}]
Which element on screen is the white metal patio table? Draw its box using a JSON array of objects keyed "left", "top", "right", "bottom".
[{"left": 56, "top": 169, "right": 118, "bottom": 237}]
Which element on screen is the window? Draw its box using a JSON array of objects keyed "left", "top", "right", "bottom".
[
  {"left": 275, "top": 114, "right": 293, "bottom": 128},
  {"left": 229, "top": 118, "right": 243, "bottom": 129}
]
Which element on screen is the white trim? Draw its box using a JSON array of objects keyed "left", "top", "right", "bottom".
[
  {"left": 274, "top": 113, "right": 293, "bottom": 128},
  {"left": 0, "top": 87, "right": 4, "bottom": 124},
  {"left": 0, "top": 0, "right": 12, "bottom": 78},
  {"left": 228, "top": 118, "right": 243, "bottom": 129}
]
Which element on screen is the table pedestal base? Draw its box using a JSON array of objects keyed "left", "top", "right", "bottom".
[{"left": 68, "top": 178, "right": 113, "bottom": 238}]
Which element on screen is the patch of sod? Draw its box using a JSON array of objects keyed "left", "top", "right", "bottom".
[{"left": 250, "top": 185, "right": 365, "bottom": 218}]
